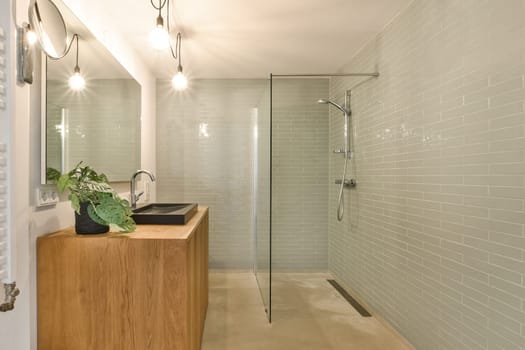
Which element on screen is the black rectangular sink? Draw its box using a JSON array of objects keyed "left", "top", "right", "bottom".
[{"left": 132, "top": 203, "right": 198, "bottom": 225}]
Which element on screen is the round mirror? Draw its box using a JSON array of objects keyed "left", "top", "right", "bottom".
[{"left": 29, "top": 0, "right": 69, "bottom": 59}]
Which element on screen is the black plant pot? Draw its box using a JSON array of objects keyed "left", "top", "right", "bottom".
[{"left": 75, "top": 202, "right": 109, "bottom": 234}]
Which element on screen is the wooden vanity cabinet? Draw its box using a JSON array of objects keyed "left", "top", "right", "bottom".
[{"left": 37, "top": 207, "right": 209, "bottom": 350}]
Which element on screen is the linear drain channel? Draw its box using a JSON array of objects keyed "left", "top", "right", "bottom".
[{"left": 327, "top": 279, "right": 371, "bottom": 317}]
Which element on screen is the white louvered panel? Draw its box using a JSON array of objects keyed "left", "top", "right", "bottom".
[
  {"left": 0, "top": 22, "right": 6, "bottom": 282},
  {"left": 0, "top": 143, "right": 7, "bottom": 282},
  {"left": 0, "top": 25, "right": 4, "bottom": 111}
]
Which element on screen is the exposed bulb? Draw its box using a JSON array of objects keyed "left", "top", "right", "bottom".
[
  {"left": 149, "top": 16, "right": 170, "bottom": 50},
  {"left": 69, "top": 67, "right": 85, "bottom": 90},
  {"left": 26, "top": 30, "right": 37, "bottom": 45},
  {"left": 172, "top": 69, "right": 188, "bottom": 90}
]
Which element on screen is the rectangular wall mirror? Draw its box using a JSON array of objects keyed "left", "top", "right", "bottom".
[{"left": 41, "top": 0, "right": 141, "bottom": 184}]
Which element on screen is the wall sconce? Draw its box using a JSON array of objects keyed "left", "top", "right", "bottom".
[
  {"left": 20, "top": 0, "right": 85, "bottom": 89},
  {"left": 17, "top": 23, "right": 35, "bottom": 84},
  {"left": 149, "top": 0, "right": 188, "bottom": 90},
  {"left": 18, "top": 0, "right": 70, "bottom": 85}
]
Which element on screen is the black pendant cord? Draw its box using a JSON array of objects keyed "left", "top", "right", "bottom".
[
  {"left": 150, "top": 0, "right": 167, "bottom": 10},
  {"left": 149, "top": 0, "right": 183, "bottom": 68},
  {"left": 74, "top": 34, "right": 80, "bottom": 71}
]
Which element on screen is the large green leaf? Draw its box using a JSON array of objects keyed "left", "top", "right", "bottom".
[
  {"left": 69, "top": 193, "right": 80, "bottom": 213},
  {"left": 57, "top": 174, "right": 74, "bottom": 193},
  {"left": 87, "top": 203, "right": 108, "bottom": 225},
  {"left": 118, "top": 217, "right": 136, "bottom": 233}
]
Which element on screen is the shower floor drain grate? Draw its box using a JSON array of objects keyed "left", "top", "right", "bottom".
[{"left": 327, "top": 279, "right": 371, "bottom": 317}]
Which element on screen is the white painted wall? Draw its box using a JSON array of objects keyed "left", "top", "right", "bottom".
[{"left": 0, "top": 1, "right": 156, "bottom": 349}]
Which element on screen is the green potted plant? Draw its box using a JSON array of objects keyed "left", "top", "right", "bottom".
[{"left": 51, "top": 162, "right": 136, "bottom": 234}]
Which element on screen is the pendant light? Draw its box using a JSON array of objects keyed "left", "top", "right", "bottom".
[
  {"left": 171, "top": 33, "right": 187, "bottom": 90},
  {"left": 150, "top": 0, "right": 188, "bottom": 90},
  {"left": 68, "top": 35, "right": 85, "bottom": 90},
  {"left": 149, "top": 0, "right": 170, "bottom": 50}
]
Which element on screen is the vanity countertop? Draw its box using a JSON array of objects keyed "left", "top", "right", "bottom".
[{"left": 41, "top": 206, "right": 209, "bottom": 241}]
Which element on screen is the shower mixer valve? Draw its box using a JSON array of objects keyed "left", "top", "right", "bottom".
[
  {"left": 335, "top": 178, "right": 357, "bottom": 187},
  {"left": 333, "top": 149, "right": 352, "bottom": 158}
]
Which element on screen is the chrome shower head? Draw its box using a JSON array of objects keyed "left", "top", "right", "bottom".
[{"left": 317, "top": 99, "right": 350, "bottom": 115}]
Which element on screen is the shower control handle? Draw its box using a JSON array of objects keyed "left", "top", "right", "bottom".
[
  {"left": 335, "top": 179, "right": 357, "bottom": 187},
  {"left": 333, "top": 149, "right": 352, "bottom": 159}
]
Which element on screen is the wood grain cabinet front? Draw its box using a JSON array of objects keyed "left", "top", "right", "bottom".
[{"left": 37, "top": 207, "right": 209, "bottom": 350}]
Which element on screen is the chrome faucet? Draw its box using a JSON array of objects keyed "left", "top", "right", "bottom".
[{"left": 130, "top": 170, "right": 156, "bottom": 208}]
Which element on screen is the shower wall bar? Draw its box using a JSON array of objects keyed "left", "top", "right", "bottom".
[{"left": 271, "top": 73, "right": 380, "bottom": 78}]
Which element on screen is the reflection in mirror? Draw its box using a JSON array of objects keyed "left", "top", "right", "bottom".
[
  {"left": 29, "top": 0, "right": 69, "bottom": 58},
  {"left": 42, "top": 0, "right": 141, "bottom": 184}
]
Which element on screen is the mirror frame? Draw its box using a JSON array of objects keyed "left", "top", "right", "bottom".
[
  {"left": 40, "top": 54, "right": 48, "bottom": 184},
  {"left": 29, "top": 0, "right": 70, "bottom": 59}
]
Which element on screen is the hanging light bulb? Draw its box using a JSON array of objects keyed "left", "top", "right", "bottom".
[
  {"left": 69, "top": 66, "right": 85, "bottom": 90},
  {"left": 149, "top": 14, "right": 170, "bottom": 50},
  {"left": 172, "top": 65, "right": 187, "bottom": 90},
  {"left": 68, "top": 35, "right": 85, "bottom": 90},
  {"left": 26, "top": 29, "right": 37, "bottom": 45},
  {"left": 150, "top": 0, "right": 190, "bottom": 89}
]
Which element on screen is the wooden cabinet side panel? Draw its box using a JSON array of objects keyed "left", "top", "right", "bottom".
[
  {"left": 185, "top": 211, "right": 209, "bottom": 350},
  {"left": 201, "top": 212, "right": 209, "bottom": 324},
  {"left": 194, "top": 211, "right": 209, "bottom": 349},
  {"left": 187, "top": 234, "right": 196, "bottom": 350}
]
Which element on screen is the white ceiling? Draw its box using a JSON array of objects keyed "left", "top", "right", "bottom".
[{"left": 67, "top": 0, "right": 413, "bottom": 79}]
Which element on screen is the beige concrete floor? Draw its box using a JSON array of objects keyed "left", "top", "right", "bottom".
[{"left": 201, "top": 272, "right": 412, "bottom": 350}]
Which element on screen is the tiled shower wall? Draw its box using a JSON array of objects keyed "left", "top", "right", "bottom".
[
  {"left": 156, "top": 79, "right": 267, "bottom": 269},
  {"left": 157, "top": 79, "right": 330, "bottom": 270},
  {"left": 272, "top": 79, "right": 329, "bottom": 270},
  {"left": 329, "top": 0, "right": 525, "bottom": 349}
]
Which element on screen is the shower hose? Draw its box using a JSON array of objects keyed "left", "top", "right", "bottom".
[{"left": 337, "top": 154, "right": 348, "bottom": 222}]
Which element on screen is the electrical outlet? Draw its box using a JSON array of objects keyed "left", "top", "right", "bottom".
[{"left": 36, "top": 186, "right": 59, "bottom": 207}]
